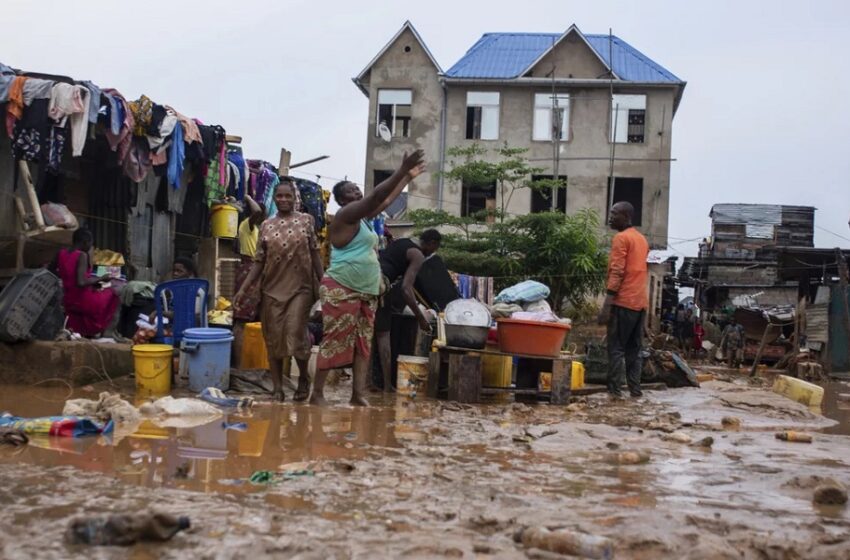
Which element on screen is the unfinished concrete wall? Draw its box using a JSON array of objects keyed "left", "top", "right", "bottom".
[
  {"left": 442, "top": 84, "right": 676, "bottom": 246},
  {"left": 361, "top": 27, "right": 442, "bottom": 213}
]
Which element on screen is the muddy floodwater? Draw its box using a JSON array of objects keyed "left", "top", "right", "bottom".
[{"left": 1, "top": 376, "right": 849, "bottom": 559}]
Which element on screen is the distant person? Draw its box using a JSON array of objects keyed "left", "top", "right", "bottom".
[
  {"left": 692, "top": 318, "right": 705, "bottom": 357},
  {"left": 310, "top": 150, "right": 425, "bottom": 406},
  {"left": 51, "top": 228, "right": 122, "bottom": 339},
  {"left": 721, "top": 317, "right": 745, "bottom": 368},
  {"left": 598, "top": 201, "right": 650, "bottom": 399},
  {"left": 374, "top": 229, "right": 441, "bottom": 391}
]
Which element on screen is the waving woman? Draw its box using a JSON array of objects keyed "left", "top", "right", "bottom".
[{"left": 310, "top": 150, "right": 426, "bottom": 406}]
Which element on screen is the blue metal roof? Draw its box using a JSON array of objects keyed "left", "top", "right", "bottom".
[{"left": 444, "top": 32, "right": 682, "bottom": 83}]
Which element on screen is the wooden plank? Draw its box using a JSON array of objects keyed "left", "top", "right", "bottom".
[
  {"left": 19, "top": 161, "right": 45, "bottom": 229},
  {"left": 550, "top": 359, "right": 571, "bottom": 404},
  {"left": 447, "top": 353, "right": 481, "bottom": 403},
  {"left": 279, "top": 148, "right": 292, "bottom": 176},
  {"left": 442, "top": 345, "right": 569, "bottom": 362},
  {"left": 749, "top": 323, "right": 772, "bottom": 377},
  {"left": 427, "top": 351, "right": 441, "bottom": 398}
]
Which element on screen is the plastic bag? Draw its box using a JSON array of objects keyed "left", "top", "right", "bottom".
[
  {"left": 494, "top": 280, "right": 550, "bottom": 304},
  {"left": 139, "top": 396, "right": 222, "bottom": 418},
  {"left": 40, "top": 203, "right": 78, "bottom": 229}
]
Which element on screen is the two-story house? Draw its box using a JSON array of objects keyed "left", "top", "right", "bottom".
[{"left": 353, "top": 22, "right": 685, "bottom": 247}]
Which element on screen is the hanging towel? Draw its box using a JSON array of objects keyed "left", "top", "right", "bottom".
[{"left": 47, "top": 83, "right": 90, "bottom": 156}]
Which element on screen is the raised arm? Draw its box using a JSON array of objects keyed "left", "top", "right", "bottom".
[{"left": 335, "top": 150, "right": 425, "bottom": 226}]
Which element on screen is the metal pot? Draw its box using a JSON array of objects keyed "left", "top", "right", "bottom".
[{"left": 444, "top": 324, "right": 489, "bottom": 349}]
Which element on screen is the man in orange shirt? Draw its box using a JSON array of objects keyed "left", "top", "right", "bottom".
[{"left": 598, "top": 202, "right": 650, "bottom": 398}]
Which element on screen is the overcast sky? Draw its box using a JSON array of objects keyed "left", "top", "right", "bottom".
[{"left": 3, "top": 0, "right": 849, "bottom": 256}]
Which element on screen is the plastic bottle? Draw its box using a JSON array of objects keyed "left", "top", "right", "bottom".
[
  {"left": 65, "top": 513, "right": 191, "bottom": 546},
  {"left": 515, "top": 526, "right": 614, "bottom": 560},
  {"left": 775, "top": 431, "right": 813, "bottom": 443}
]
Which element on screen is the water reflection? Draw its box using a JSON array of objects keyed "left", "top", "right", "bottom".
[{"left": 0, "top": 385, "right": 407, "bottom": 494}]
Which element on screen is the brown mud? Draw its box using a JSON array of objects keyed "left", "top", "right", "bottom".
[{"left": 1, "top": 376, "right": 849, "bottom": 559}]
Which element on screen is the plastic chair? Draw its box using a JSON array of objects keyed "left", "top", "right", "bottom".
[{"left": 153, "top": 279, "right": 209, "bottom": 345}]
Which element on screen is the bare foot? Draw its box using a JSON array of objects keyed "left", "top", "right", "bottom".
[
  {"left": 350, "top": 395, "right": 369, "bottom": 407},
  {"left": 294, "top": 377, "right": 311, "bottom": 402},
  {"left": 272, "top": 389, "right": 286, "bottom": 403},
  {"left": 310, "top": 394, "right": 329, "bottom": 406}
]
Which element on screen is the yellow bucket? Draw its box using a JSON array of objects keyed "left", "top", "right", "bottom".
[
  {"left": 571, "top": 361, "right": 585, "bottom": 390},
  {"left": 397, "top": 355, "right": 429, "bottom": 395},
  {"left": 482, "top": 344, "right": 512, "bottom": 387},
  {"left": 210, "top": 204, "right": 238, "bottom": 238},
  {"left": 133, "top": 344, "right": 173, "bottom": 395},
  {"left": 241, "top": 322, "right": 269, "bottom": 369}
]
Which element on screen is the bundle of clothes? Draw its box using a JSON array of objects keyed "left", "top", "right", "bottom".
[{"left": 489, "top": 280, "right": 572, "bottom": 325}]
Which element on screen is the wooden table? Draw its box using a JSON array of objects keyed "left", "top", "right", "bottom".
[{"left": 428, "top": 345, "right": 573, "bottom": 404}]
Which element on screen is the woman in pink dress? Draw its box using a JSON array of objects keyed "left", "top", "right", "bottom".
[{"left": 53, "top": 228, "right": 121, "bottom": 338}]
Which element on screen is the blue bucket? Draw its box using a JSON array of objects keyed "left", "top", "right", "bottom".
[{"left": 180, "top": 327, "right": 234, "bottom": 392}]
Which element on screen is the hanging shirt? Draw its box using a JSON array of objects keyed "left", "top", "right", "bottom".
[{"left": 167, "top": 120, "right": 184, "bottom": 188}]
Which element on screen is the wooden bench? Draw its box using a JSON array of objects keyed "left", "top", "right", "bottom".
[{"left": 427, "top": 345, "right": 573, "bottom": 405}]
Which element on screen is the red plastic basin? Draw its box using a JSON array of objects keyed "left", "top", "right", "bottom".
[{"left": 496, "top": 318, "right": 571, "bottom": 357}]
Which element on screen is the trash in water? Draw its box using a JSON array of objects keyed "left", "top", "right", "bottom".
[
  {"left": 139, "top": 396, "right": 223, "bottom": 418},
  {"left": 63, "top": 392, "right": 140, "bottom": 424},
  {"left": 65, "top": 513, "right": 190, "bottom": 546},
  {"left": 514, "top": 526, "right": 614, "bottom": 559},
  {"left": 199, "top": 387, "right": 255, "bottom": 410},
  {"left": 0, "top": 413, "right": 113, "bottom": 437},
  {"left": 775, "top": 431, "right": 813, "bottom": 443},
  {"left": 0, "top": 427, "right": 28, "bottom": 446},
  {"left": 249, "top": 469, "right": 315, "bottom": 485}
]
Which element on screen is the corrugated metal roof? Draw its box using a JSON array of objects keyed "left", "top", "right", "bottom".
[
  {"left": 710, "top": 204, "right": 815, "bottom": 226},
  {"left": 444, "top": 32, "right": 682, "bottom": 82}
]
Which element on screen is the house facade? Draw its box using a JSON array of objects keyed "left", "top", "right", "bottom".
[
  {"left": 678, "top": 204, "right": 816, "bottom": 311},
  {"left": 354, "top": 22, "right": 686, "bottom": 247}
]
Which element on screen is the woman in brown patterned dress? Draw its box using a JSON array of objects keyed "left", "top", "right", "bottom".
[{"left": 234, "top": 179, "right": 324, "bottom": 401}]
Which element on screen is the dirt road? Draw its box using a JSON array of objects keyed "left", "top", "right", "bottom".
[{"left": 1, "top": 378, "right": 848, "bottom": 559}]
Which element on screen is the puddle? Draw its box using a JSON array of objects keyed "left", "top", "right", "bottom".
[{"left": 0, "top": 384, "right": 426, "bottom": 495}]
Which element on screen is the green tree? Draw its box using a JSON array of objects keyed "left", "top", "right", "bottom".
[
  {"left": 409, "top": 208, "right": 608, "bottom": 317},
  {"left": 410, "top": 143, "right": 607, "bottom": 316}
]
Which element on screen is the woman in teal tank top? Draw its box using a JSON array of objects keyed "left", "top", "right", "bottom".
[{"left": 310, "top": 150, "right": 426, "bottom": 406}]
